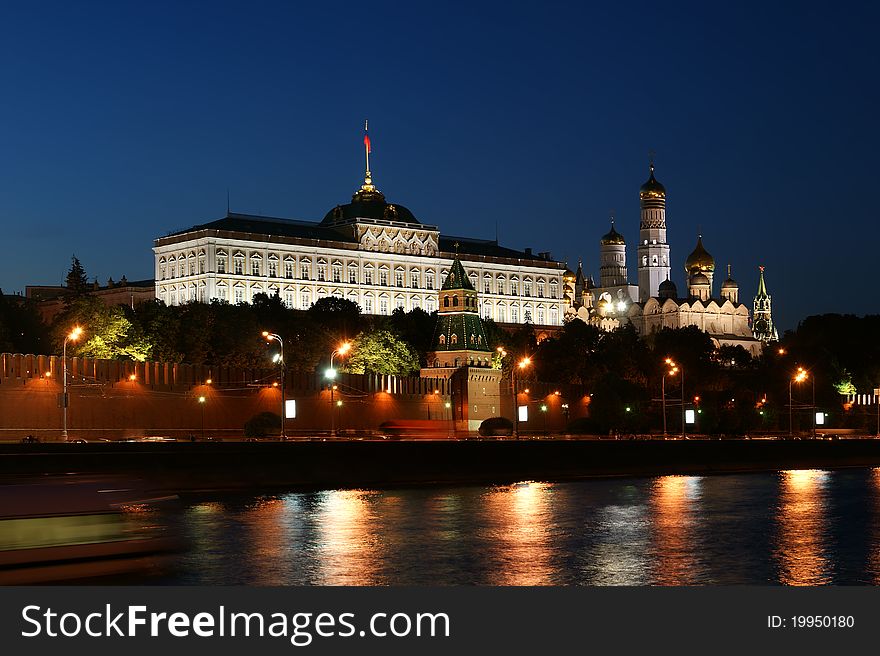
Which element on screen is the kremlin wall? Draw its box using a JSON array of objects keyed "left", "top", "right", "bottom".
[{"left": 0, "top": 352, "right": 588, "bottom": 441}]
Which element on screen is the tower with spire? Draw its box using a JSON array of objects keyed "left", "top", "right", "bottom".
[
  {"left": 637, "top": 161, "right": 671, "bottom": 302},
  {"left": 752, "top": 266, "right": 778, "bottom": 342},
  {"left": 422, "top": 251, "right": 501, "bottom": 433},
  {"left": 427, "top": 250, "right": 492, "bottom": 369}
]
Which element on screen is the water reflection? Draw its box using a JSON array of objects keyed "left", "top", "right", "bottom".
[
  {"left": 313, "top": 490, "right": 385, "bottom": 585},
  {"left": 775, "top": 470, "right": 830, "bottom": 586},
  {"left": 481, "top": 482, "right": 555, "bottom": 585},
  {"left": 165, "top": 470, "right": 880, "bottom": 586},
  {"left": 649, "top": 476, "right": 703, "bottom": 585},
  {"left": 589, "top": 501, "right": 650, "bottom": 585}
]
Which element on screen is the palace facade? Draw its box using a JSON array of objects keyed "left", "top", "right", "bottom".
[{"left": 154, "top": 133, "right": 566, "bottom": 326}]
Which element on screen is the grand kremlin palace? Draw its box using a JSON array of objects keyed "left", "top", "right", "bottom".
[{"left": 153, "top": 156, "right": 567, "bottom": 327}]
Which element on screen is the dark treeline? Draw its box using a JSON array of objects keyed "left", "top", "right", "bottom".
[{"left": 1, "top": 262, "right": 878, "bottom": 434}]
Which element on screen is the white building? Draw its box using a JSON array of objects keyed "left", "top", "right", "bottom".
[
  {"left": 566, "top": 164, "right": 765, "bottom": 355},
  {"left": 153, "top": 161, "right": 565, "bottom": 326}
]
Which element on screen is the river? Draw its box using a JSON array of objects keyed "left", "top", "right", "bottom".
[{"left": 150, "top": 468, "right": 880, "bottom": 585}]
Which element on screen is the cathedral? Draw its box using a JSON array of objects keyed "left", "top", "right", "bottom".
[{"left": 565, "top": 164, "right": 777, "bottom": 355}]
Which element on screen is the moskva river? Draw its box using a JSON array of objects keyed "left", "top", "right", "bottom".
[{"left": 153, "top": 469, "right": 880, "bottom": 585}]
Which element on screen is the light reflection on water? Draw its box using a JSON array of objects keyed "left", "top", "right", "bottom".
[
  {"left": 160, "top": 468, "right": 880, "bottom": 585},
  {"left": 775, "top": 470, "right": 830, "bottom": 586}
]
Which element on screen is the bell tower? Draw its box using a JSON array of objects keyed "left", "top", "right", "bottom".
[{"left": 637, "top": 161, "right": 671, "bottom": 301}]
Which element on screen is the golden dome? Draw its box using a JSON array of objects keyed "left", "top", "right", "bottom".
[
  {"left": 639, "top": 164, "right": 666, "bottom": 200},
  {"left": 684, "top": 235, "right": 715, "bottom": 275},
  {"left": 600, "top": 222, "right": 625, "bottom": 245}
]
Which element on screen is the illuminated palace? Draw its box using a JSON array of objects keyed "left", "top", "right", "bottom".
[
  {"left": 153, "top": 129, "right": 566, "bottom": 326},
  {"left": 564, "top": 164, "right": 776, "bottom": 355}
]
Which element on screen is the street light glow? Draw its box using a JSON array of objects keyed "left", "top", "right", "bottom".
[
  {"left": 68, "top": 326, "right": 83, "bottom": 341},
  {"left": 337, "top": 341, "right": 351, "bottom": 355},
  {"left": 198, "top": 396, "right": 206, "bottom": 403}
]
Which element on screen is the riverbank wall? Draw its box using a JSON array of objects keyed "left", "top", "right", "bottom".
[{"left": 2, "top": 439, "right": 880, "bottom": 493}]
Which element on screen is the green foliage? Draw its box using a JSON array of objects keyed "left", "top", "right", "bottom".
[
  {"left": 834, "top": 370, "right": 857, "bottom": 396},
  {"left": 347, "top": 329, "right": 420, "bottom": 375},
  {"left": 54, "top": 296, "right": 151, "bottom": 361}
]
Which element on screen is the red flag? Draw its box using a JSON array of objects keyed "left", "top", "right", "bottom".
[{"left": 364, "top": 133, "right": 371, "bottom": 153}]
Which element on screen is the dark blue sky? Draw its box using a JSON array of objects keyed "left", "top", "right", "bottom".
[{"left": 1, "top": 1, "right": 877, "bottom": 330}]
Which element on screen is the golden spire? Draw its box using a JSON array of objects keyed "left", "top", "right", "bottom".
[
  {"left": 354, "top": 119, "right": 383, "bottom": 201},
  {"left": 364, "top": 119, "right": 371, "bottom": 186}
]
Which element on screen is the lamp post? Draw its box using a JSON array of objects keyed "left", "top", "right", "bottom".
[
  {"left": 326, "top": 342, "right": 352, "bottom": 437},
  {"left": 512, "top": 356, "right": 532, "bottom": 440},
  {"left": 262, "top": 331, "right": 286, "bottom": 440},
  {"left": 789, "top": 367, "right": 808, "bottom": 438},
  {"left": 198, "top": 396, "right": 206, "bottom": 440},
  {"left": 62, "top": 326, "right": 83, "bottom": 441},
  {"left": 662, "top": 359, "right": 679, "bottom": 439}
]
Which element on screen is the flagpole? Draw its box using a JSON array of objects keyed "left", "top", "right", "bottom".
[{"left": 364, "top": 119, "right": 371, "bottom": 181}]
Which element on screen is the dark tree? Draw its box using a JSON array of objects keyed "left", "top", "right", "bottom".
[{"left": 65, "top": 256, "right": 90, "bottom": 297}]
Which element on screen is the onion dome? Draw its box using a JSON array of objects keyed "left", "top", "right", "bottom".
[
  {"left": 600, "top": 221, "right": 625, "bottom": 245},
  {"left": 721, "top": 272, "right": 738, "bottom": 290},
  {"left": 563, "top": 267, "right": 576, "bottom": 281},
  {"left": 639, "top": 163, "right": 666, "bottom": 200},
  {"left": 658, "top": 278, "right": 677, "bottom": 299},
  {"left": 690, "top": 272, "right": 710, "bottom": 285},
  {"left": 684, "top": 235, "right": 715, "bottom": 275}
]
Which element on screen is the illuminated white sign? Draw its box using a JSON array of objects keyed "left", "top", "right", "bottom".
[
  {"left": 815, "top": 411, "right": 825, "bottom": 425},
  {"left": 518, "top": 405, "right": 528, "bottom": 422},
  {"left": 685, "top": 409, "right": 696, "bottom": 424},
  {"left": 285, "top": 399, "right": 296, "bottom": 419}
]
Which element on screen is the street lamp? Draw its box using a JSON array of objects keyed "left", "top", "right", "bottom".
[
  {"left": 198, "top": 395, "right": 206, "bottom": 440},
  {"left": 262, "top": 331, "right": 286, "bottom": 440},
  {"left": 662, "top": 359, "right": 679, "bottom": 439},
  {"left": 512, "top": 356, "right": 532, "bottom": 439},
  {"left": 62, "top": 326, "right": 83, "bottom": 441},
  {"left": 789, "top": 367, "right": 808, "bottom": 438},
  {"left": 326, "top": 342, "right": 352, "bottom": 437}
]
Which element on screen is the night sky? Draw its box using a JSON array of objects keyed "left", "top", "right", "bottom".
[{"left": 1, "top": 1, "right": 877, "bottom": 330}]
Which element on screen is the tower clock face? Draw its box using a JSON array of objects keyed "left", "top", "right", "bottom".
[{"left": 754, "top": 319, "right": 768, "bottom": 332}]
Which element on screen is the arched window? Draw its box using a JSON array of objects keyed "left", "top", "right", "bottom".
[
  {"left": 451, "top": 334, "right": 458, "bottom": 345},
  {"left": 444, "top": 297, "right": 450, "bottom": 307},
  {"left": 439, "top": 334, "right": 446, "bottom": 345}
]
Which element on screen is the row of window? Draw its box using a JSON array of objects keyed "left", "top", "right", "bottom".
[
  {"left": 160, "top": 262, "right": 560, "bottom": 298},
  {"left": 158, "top": 284, "right": 562, "bottom": 324}
]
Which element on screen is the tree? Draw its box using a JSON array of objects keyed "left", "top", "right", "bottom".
[
  {"left": 307, "top": 296, "right": 365, "bottom": 339},
  {"left": 0, "top": 291, "right": 49, "bottom": 354},
  {"left": 387, "top": 307, "right": 436, "bottom": 365},
  {"left": 346, "top": 329, "right": 420, "bottom": 375},
  {"left": 53, "top": 296, "right": 151, "bottom": 361},
  {"left": 65, "top": 256, "right": 90, "bottom": 297}
]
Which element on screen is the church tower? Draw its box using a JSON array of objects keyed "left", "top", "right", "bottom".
[
  {"left": 752, "top": 266, "right": 779, "bottom": 343},
  {"left": 637, "top": 163, "right": 671, "bottom": 301},
  {"left": 426, "top": 252, "right": 492, "bottom": 368},
  {"left": 599, "top": 218, "right": 628, "bottom": 287},
  {"left": 720, "top": 265, "right": 739, "bottom": 304}
]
